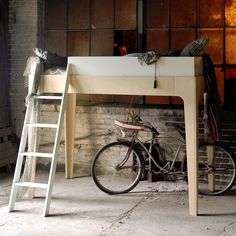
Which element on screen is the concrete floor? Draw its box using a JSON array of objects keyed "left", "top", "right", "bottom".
[{"left": 0, "top": 171, "right": 236, "bottom": 236}]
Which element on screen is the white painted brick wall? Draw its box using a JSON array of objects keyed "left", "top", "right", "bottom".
[
  {"left": 8, "top": 0, "right": 39, "bottom": 136},
  {"left": 38, "top": 105, "right": 185, "bottom": 176}
]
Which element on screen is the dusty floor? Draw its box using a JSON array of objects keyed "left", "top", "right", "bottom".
[{"left": 0, "top": 171, "right": 236, "bottom": 236}]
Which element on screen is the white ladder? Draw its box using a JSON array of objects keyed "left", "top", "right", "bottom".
[{"left": 8, "top": 62, "right": 71, "bottom": 216}]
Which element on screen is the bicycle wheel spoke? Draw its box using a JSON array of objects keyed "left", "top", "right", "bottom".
[
  {"left": 92, "top": 141, "right": 144, "bottom": 194},
  {"left": 198, "top": 143, "right": 236, "bottom": 195}
]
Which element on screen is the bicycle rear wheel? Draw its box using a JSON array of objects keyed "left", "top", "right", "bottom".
[
  {"left": 198, "top": 142, "right": 236, "bottom": 195},
  {"left": 92, "top": 141, "right": 144, "bottom": 194}
]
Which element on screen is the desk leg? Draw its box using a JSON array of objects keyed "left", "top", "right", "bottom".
[
  {"left": 64, "top": 93, "right": 76, "bottom": 179},
  {"left": 183, "top": 87, "right": 199, "bottom": 216}
]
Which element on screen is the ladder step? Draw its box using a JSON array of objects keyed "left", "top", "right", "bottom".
[
  {"left": 20, "top": 152, "right": 53, "bottom": 158},
  {"left": 33, "top": 95, "right": 63, "bottom": 100},
  {"left": 15, "top": 182, "right": 48, "bottom": 189},
  {"left": 26, "top": 123, "right": 58, "bottom": 128}
]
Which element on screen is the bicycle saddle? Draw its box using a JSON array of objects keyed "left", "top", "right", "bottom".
[{"left": 115, "top": 120, "right": 144, "bottom": 131}]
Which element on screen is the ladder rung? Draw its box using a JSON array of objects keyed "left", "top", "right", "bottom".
[
  {"left": 26, "top": 123, "right": 58, "bottom": 128},
  {"left": 33, "top": 95, "right": 63, "bottom": 100},
  {"left": 15, "top": 182, "right": 48, "bottom": 189},
  {"left": 20, "top": 152, "right": 53, "bottom": 158}
]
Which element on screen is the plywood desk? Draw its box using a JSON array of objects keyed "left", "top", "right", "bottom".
[{"left": 40, "top": 56, "right": 204, "bottom": 216}]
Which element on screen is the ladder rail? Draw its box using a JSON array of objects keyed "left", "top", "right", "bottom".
[
  {"left": 44, "top": 63, "right": 71, "bottom": 216},
  {"left": 8, "top": 62, "right": 42, "bottom": 211}
]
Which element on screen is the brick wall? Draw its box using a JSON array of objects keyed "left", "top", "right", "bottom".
[
  {"left": 8, "top": 0, "right": 41, "bottom": 136},
  {"left": 37, "top": 104, "right": 185, "bottom": 176}
]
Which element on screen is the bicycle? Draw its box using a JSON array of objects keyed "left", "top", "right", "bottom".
[{"left": 91, "top": 115, "right": 236, "bottom": 196}]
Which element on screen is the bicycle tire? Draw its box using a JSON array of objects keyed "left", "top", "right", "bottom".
[
  {"left": 198, "top": 142, "right": 236, "bottom": 195},
  {"left": 91, "top": 141, "right": 145, "bottom": 194}
]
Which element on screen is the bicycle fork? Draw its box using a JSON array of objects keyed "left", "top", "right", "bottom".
[{"left": 116, "top": 141, "right": 135, "bottom": 170}]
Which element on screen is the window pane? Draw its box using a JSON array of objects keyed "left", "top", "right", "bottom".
[
  {"left": 199, "top": 0, "right": 224, "bottom": 26},
  {"left": 45, "top": 31, "right": 66, "bottom": 56},
  {"left": 171, "top": 29, "right": 195, "bottom": 51},
  {"left": 91, "top": 0, "right": 114, "bottom": 29},
  {"left": 115, "top": 0, "right": 137, "bottom": 29},
  {"left": 225, "top": 0, "right": 236, "bottom": 26},
  {"left": 67, "top": 32, "right": 89, "bottom": 56},
  {"left": 68, "top": 0, "right": 90, "bottom": 29},
  {"left": 146, "top": 29, "right": 169, "bottom": 51},
  {"left": 147, "top": 0, "right": 169, "bottom": 27},
  {"left": 114, "top": 30, "right": 137, "bottom": 55},
  {"left": 171, "top": 0, "right": 196, "bottom": 27},
  {"left": 226, "top": 28, "right": 236, "bottom": 64},
  {"left": 91, "top": 31, "right": 114, "bottom": 56},
  {"left": 198, "top": 28, "right": 223, "bottom": 64},
  {"left": 46, "top": 0, "right": 67, "bottom": 29}
]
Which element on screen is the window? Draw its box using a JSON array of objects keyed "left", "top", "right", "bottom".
[
  {"left": 45, "top": 0, "right": 137, "bottom": 57},
  {"left": 145, "top": 0, "right": 235, "bottom": 106},
  {"left": 45, "top": 0, "right": 138, "bottom": 104},
  {"left": 45, "top": 0, "right": 236, "bottom": 107}
]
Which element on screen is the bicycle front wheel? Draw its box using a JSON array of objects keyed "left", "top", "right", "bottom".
[
  {"left": 92, "top": 141, "right": 144, "bottom": 194},
  {"left": 198, "top": 142, "right": 236, "bottom": 195}
]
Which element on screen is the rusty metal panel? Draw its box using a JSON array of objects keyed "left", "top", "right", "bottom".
[
  {"left": 226, "top": 28, "right": 236, "bottom": 64},
  {"left": 171, "top": 28, "right": 195, "bottom": 51},
  {"left": 171, "top": 0, "right": 196, "bottom": 27},
  {"left": 91, "top": 31, "right": 114, "bottom": 56},
  {"left": 199, "top": 0, "right": 224, "bottom": 26},
  {"left": 46, "top": 0, "right": 67, "bottom": 29},
  {"left": 67, "top": 32, "right": 90, "bottom": 56},
  {"left": 68, "top": 0, "right": 90, "bottom": 29},
  {"left": 145, "top": 96, "right": 171, "bottom": 105},
  {"left": 115, "top": 0, "right": 137, "bottom": 29},
  {"left": 146, "top": 29, "right": 169, "bottom": 51},
  {"left": 45, "top": 31, "right": 66, "bottom": 56},
  {"left": 199, "top": 28, "right": 224, "bottom": 64},
  {"left": 225, "top": 0, "right": 236, "bottom": 26},
  {"left": 91, "top": 0, "right": 114, "bottom": 29},
  {"left": 147, "top": 0, "right": 170, "bottom": 28}
]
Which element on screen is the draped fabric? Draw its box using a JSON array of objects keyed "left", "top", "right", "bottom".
[
  {"left": 202, "top": 54, "right": 222, "bottom": 143},
  {"left": 137, "top": 52, "right": 222, "bottom": 143}
]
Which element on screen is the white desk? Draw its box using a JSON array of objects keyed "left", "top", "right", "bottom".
[{"left": 40, "top": 56, "right": 204, "bottom": 216}]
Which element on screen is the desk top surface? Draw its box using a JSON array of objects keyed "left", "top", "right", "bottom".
[{"left": 68, "top": 56, "right": 203, "bottom": 77}]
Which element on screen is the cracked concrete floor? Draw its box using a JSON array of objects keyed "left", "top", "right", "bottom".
[{"left": 0, "top": 171, "right": 236, "bottom": 236}]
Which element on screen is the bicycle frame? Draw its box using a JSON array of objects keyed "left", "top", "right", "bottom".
[{"left": 123, "top": 124, "right": 186, "bottom": 176}]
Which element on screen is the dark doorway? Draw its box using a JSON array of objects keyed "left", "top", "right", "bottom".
[
  {"left": 0, "top": 0, "right": 17, "bottom": 169},
  {"left": 225, "top": 67, "right": 236, "bottom": 109},
  {"left": 0, "top": 0, "right": 11, "bottom": 128}
]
